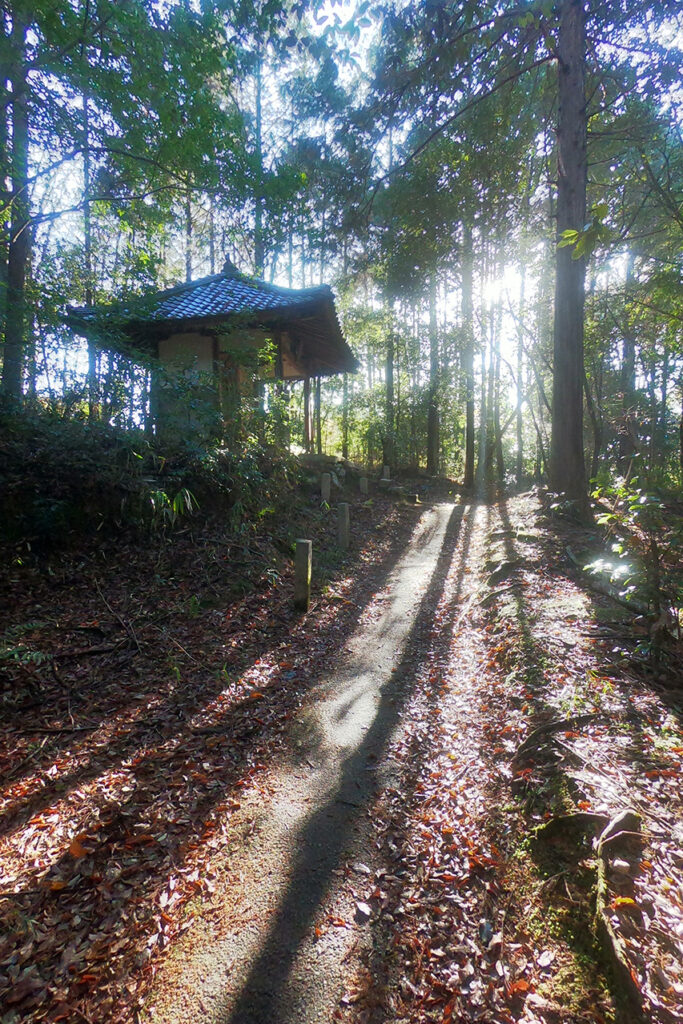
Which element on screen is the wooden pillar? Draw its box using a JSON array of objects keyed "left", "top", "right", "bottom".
[{"left": 294, "top": 539, "right": 312, "bottom": 611}]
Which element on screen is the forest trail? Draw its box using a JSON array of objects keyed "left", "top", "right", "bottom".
[
  {"left": 2, "top": 492, "right": 681, "bottom": 1024},
  {"left": 144, "top": 493, "right": 683, "bottom": 1024},
  {"left": 143, "top": 500, "right": 459, "bottom": 1023}
]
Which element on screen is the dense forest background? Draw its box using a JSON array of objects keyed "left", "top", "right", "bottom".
[{"left": 1, "top": 0, "right": 682, "bottom": 506}]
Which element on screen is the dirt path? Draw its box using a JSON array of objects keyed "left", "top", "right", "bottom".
[
  {"left": 144, "top": 493, "right": 683, "bottom": 1024},
  {"left": 144, "top": 502, "right": 460, "bottom": 1023},
  {"left": 6, "top": 491, "right": 677, "bottom": 1023}
]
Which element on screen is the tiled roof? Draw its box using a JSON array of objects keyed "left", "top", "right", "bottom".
[
  {"left": 69, "top": 271, "right": 333, "bottom": 326},
  {"left": 149, "top": 272, "right": 331, "bottom": 321},
  {"left": 66, "top": 266, "right": 358, "bottom": 376}
]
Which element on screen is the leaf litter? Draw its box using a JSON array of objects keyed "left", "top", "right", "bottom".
[{"left": 1, "top": 490, "right": 682, "bottom": 1024}]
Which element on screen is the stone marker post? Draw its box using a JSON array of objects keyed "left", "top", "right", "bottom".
[
  {"left": 359, "top": 476, "right": 368, "bottom": 496},
  {"left": 382, "top": 465, "right": 390, "bottom": 481},
  {"left": 338, "top": 503, "right": 350, "bottom": 550},
  {"left": 294, "top": 539, "right": 312, "bottom": 611},
  {"left": 321, "top": 472, "right": 331, "bottom": 502}
]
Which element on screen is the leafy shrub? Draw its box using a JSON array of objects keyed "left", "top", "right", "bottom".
[{"left": 593, "top": 479, "right": 683, "bottom": 628}]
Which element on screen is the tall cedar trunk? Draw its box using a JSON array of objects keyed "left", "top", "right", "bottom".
[
  {"left": 384, "top": 297, "right": 395, "bottom": 468},
  {"left": 83, "top": 91, "right": 98, "bottom": 420},
  {"left": 476, "top": 346, "right": 487, "bottom": 485},
  {"left": 303, "top": 375, "right": 311, "bottom": 451},
  {"left": 0, "top": 20, "right": 9, "bottom": 350},
  {"left": 462, "top": 220, "right": 475, "bottom": 488},
  {"left": 315, "top": 375, "right": 322, "bottom": 455},
  {"left": 621, "top": 254, "right": 636, "bottom": 409},
  {"left": 253, "top": 45, "right": 264, "bottom": 278},
  {"left": 185, "top": 188, "right": 192, "bottom": 283},
  {"left": 342, "top": 373, "right": 349, "bottom": 459},
  {"left": 209, "top": 198, "right": 216, "bottom": 274},
  {"left": 426, "top": 273, "right": 439, "bottom": 475},
  {"left": 494, "top": 326, "right": 505, "bottom": 482},
  {"left": 516, "top": 263, "right": 526, "bottom": 484},
  {"left": 659, "top": 348, "right": 669, "bottom": 463},
  {"left": 550, "top": 0, "right": 587, "bottom": 503},
  {"left": 648, "top": 365, "right": 656, "bottom": 480},
  {"left": 2, "top": 8, "right": 29, "bottom": 401}
]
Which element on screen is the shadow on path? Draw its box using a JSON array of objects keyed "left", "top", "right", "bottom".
[{"left": 223, "top": 503, "right": 470, "bottom": 1024}]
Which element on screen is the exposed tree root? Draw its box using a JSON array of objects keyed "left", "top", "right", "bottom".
[
  {"left": 532, "top": 811, "right": 611, "bottom": 841},
  {"left": 594, "top": 811, "right": 646, "bottom": 1023},
  {"left": 512, "top": 712, "right": 603, "bottom": 764}
]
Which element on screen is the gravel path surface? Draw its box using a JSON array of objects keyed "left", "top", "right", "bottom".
[{"left": 143, "top": 501, "right": 458, "bottom": 1024}]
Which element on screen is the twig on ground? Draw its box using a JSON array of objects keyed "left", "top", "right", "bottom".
[{"left": 94, "top": 578, "right": 142, "bottom": 652}]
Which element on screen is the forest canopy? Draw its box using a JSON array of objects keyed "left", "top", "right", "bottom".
[{"left": 1, "top": 0, "right": 682, "bottom": 504}]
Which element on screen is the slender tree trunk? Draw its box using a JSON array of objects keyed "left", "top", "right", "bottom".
[
  {"left": 342, "top": 373, "right": 349, "bottom": 459},
  {"left": 384, "top": 297, "right": 395, "bottom": 468},
  {"left": 287, "top": 223, "right": 294, "bottom": 288},
  {"left": 83, "top": 91, "right": 99, "bottom": 420},
  {"left": 185, "top": 187, "right": 192, "bottom": 283},
  {"left": 462, "top": 220, "right": 475, "bottom": 487},
  {"left": 476, "top": 346, "right": 487, "bottom": 486},
  {"left": 426, "top": 272, "right": 439, "bottom": 475},
  {"left": 0, "top": 22, "right": 9, "bottom": 352},
  {"left": 659, "top": 347, "right": 669, "bottom": 465},
  {"left": 315, "top": 375, "right": 322, "bottom": 455},
  {"left": 550, "top": 0, "right": 587, "bottom": 504},
  {"left": 621, "top": 254, "right": 636, "bottom": 410},
  {"left": 209, "top": 197, "right": 216, "bottom": 275},
  {"left": 303, "top": 375, "right": 311, "bottom": 452},
  {"left": 2, "top": 8, "right": 29, "bottom": 401},
  {"left": 516, "top": 263, "right": 526, "bottom": 484},
  {"left": 254, "top": 45, "right": 265, "bottom": 278}
]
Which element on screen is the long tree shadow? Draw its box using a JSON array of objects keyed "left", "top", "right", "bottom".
[
  {"left": 0, "top": 500, "right": 413, "bottom": 837},
  {"left": 0, "top": 501, "right": 426, "bottom": 1020},
  {"left": 222, "top": 501, "right": 474, "bottom": 1024}
]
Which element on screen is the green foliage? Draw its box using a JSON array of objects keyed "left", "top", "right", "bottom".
[
  {"left": 0, "top": 405, "right": 303, "bottom": 549},
  {"left": 593, "top": 480, "right": 683, "bottom": 625},
  {"left": 558, "top": 203, "right": 612, "bottom": 261}
]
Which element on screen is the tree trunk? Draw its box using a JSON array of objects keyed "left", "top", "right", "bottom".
[
  {"left": 0, "top": 22, "right": 9, "bottom": 353},
  {"left": 185, "top": 187, "right": 192, "bottom": 283},
  {"left": 83, "top": 91, "right": 99, "bottom": 421},
  {"left": 516, "top": 263, "right": 526, "bottom": 485},
  {"left": 384, "top": 297, "right": 395, "bottom": 468},
  {"left": 2, "top": 9, "right": 29, "bottom": 402},
  {"left": 209, "top": 197, "right": 216, "bottom": 275},
  {"left": 253, "top": 44, "right": 265, "bottom": 278},
  {"left": 426, "top": 272, "right": 439, "bottom": 475},
  {"left": 342, "top": 373, "right": 349, "bottom": 459},
  {"left": 315, "top": 375, "right": 322, "bottom": 455},
  {"left": 550, "top": 0, "right": 587, "bottom": 504},
  {"left": 462, "top": 220, "right": 475, "bottom": 488},
  {"left": 303, "top": 375, "right": 311, "bottom": 452}
]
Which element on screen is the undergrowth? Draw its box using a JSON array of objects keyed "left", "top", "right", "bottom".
[{"left": 0, "top": 409, "right": 304, "bottom": 550}]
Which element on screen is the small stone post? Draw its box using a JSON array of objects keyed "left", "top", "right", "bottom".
[
  {"left": 337, "top": 503, "right": 350, "bottom": 550},
  {"left": 359, "top": 476, "right": 368, "bottom": 496},
  {"left": 382, "top": 465, "right": 390, "bottom": 481},
  {"left": 294, "top": 539, "right": 312, "bottom": 611},
  {"left": 321, "top": 472, "right": 331, "bottom": 502}
]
